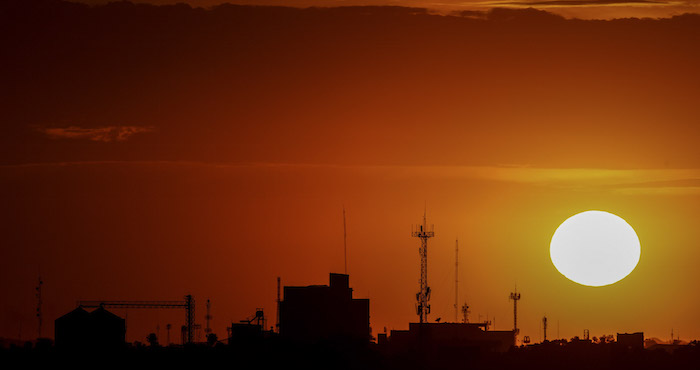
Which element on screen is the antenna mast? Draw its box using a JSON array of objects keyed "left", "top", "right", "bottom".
[
  {"left": 343, "top": 206, "right": 348, "bottom": 275},
  {"left": 461, "top": 303, "right": 470, "bottom": 323},
  {"left": 205, "top": 299, "right": 212, "bottom": 336},
  {"left": 412, "top": 208, "right": 434, "bottom": 324},
  {"left": 36, "top": 276, "right": 43, "bottom": 339},
  {"left": 542, "top": 315, "right": 548, "bottom": 342},
  {"left": 276, "top": 276, "right": 281, "bottom": 333},
  {"left": 454, "top": 238, "right": 458, "bottom": 322},
  {"left": 509, "top": 287, "right": 521, "bottom": 341}
]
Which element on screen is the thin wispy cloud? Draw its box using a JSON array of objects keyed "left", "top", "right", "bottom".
[
  {"left": 607, "top": 179, "right": 700, "bottom": 195},
  {"left": 482, "top": 0, "right": 668, "bottom": 7},
  {"left": 613, "top": 186, "right": 700, "bottom": 195},
  {"left": 2, "top": 160, "right": 699, "bottom": 195},
  {"left": 37, "top": 126, "right": 155, "bottom": 142},
  {"left": 345, "top": 165, "right": 700, "bottom": 194}
]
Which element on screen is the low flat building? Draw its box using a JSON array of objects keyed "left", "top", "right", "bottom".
[
  {"left": 385, "top": 322, "right": 515, "bottom": 356},
  {"left": 617, "top": 332, "right": 644, "bottom": 350}
]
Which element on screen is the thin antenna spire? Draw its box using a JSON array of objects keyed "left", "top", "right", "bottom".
[
  {"left": 276, "top": 276, "right": 281, "bottom": 333},
  {"left": 36, "top": 275, "right": 43, "bottom": 339},
  {"left": 454, "top": 238, "right": 458, "bottom": 322},
  {"left": 343, "top": 206, "right": 348, "bottom": 275}
]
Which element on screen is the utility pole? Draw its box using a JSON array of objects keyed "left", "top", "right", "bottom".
[{"left": 412, "top": 208, "right": 434, "bottom": 324}]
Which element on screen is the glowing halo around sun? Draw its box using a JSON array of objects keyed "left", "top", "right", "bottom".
[{"left": 550, "top": 211, "right": 641, "bottom": 287}]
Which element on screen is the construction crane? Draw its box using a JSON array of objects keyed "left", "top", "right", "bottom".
[
  {"left": 78, "top": 295, "right": 196, "bottom": 344},
  {"left": 412, "top": 209, "right": 434, "bottom": 324}
]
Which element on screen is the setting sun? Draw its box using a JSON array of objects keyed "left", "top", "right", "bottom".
[{"left": 550, "top": 211, "right": 641, "bottom": 287}]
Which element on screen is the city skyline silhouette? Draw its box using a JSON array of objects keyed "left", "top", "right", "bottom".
[{"left": 2, "top": 2, "right": 700, "bottom": 364}]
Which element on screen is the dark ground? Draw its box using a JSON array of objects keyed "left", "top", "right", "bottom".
[{"left": 2, "top": 338, "right": 699, "bottom": 370}]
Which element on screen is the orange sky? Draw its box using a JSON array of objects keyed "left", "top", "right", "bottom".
[{"left": 1, "top": 0, "right": 700, "bottom": 344}]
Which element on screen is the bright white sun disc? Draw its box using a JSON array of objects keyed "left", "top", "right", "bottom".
[{"left": 550, "top": 211, "right": 640, "bottom": 287}]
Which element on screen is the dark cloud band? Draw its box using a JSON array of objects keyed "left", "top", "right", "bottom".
[{"left": 37, "top": 126, "right": 155, "bottom": 142}]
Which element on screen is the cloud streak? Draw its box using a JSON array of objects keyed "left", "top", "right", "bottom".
[
  {"left": 37, "top": 126, "right": 154, "bottom": 142},
  {"left": 2, "top": 160, "right": 699, "bottom": 195},
  {"left": 482, "top": 0, "right": 668, "bottom": 7}
]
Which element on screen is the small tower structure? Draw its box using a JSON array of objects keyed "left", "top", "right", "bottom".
[
  {"left": 412, "top": 210, "right": 434, "bottom": 323},
  {"left": 509, "top": 288, "right": 521, "bottom": 338}
]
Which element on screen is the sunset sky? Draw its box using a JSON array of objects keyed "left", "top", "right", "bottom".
[
  {"left": 2, "top": 0, "right": 700, "bottom": 344},
  {"left": 75, "top": 0, "right": 700, "bottom": 20}
]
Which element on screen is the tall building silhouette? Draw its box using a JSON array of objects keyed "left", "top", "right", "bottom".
[{"left": 279, "top": 273, "right": 369, "bottom": 342}]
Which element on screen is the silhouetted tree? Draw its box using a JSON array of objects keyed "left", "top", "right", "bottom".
[
  {"left": 146, "top": 333, "right": 159, "bottom": 347},
  {"left": 206, "top": 333, "right": 218, "bottom": 346}
]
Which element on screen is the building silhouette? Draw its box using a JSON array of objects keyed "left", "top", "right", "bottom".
[
  {"left": 55, "top": 306, "right": 125, "bottom": 349},
  {"left": 279, "top": 273, "right": 369, "bottom": 342},
  {"left": 617, "top": 332, "right": 644, "bottom": 350},
  {"left": 55, "top": 307, "right": 91, "bottom": 348},
  {"left": 381, "top": 322, "right": 515, "bottom": 358},
  {"left": 228, "top": 308, "right": 271, "bottom": 344}
]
